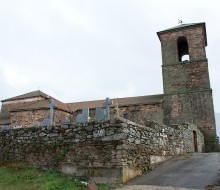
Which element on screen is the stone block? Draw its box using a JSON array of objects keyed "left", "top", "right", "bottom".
[{"left": 106, "top": 128, "right": 114, "bottom": 136}]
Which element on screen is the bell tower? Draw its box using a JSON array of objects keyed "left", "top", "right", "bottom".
[{"left": 157, "top": 23, "right": 217, "bottom": 152}]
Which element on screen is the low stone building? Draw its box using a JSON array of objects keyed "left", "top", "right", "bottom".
[
  {"left": 0, "top": 22, "right": 217, "bottom": 152},
  {"left": 0, "top": 91, "right": 163, "bottom": 128},
  {"left": 0, "top": 91, "right": 72, "bottom": 128}
]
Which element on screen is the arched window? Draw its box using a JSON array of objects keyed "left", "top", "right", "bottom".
[{"left": 177, "top": 37, "right": 190, "bottom": 62}]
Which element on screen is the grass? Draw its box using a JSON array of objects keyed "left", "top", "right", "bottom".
[{"left": 0, "top": 163, "right": 111, "bottom": 190}]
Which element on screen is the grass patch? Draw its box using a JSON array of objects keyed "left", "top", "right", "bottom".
[{"left": 0, "top": 163, "right": 111, "bottom": 190}]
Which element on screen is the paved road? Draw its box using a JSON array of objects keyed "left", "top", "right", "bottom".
[{"left": 117, "top": 153, "right": 220, "bottom": 190}]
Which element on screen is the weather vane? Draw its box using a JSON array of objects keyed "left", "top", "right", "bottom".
[{"left": 178, "top": 19, "right": 185, "bottom": 25}]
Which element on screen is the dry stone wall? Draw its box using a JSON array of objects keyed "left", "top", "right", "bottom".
[{"left": 0, "top": 116, "right": 204, "bottom": 183}]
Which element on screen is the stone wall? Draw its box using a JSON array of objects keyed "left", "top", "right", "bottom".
[
  {"left": 181, "top": 123, "right": 204, "bottom": 152},
  {"left": 118, "top": 104, "right": 163, "bottom": 124},
  {"left": 10, "top": 110, "right": 49, "bottom": 128},
  {"left": 1, "top": 97, "right": 46, "bottom": 113},
  {"left": 163, "top": 90, "right": 216, "bottom": 152},
  {"left": 53, "top": 109, "right": 71, "bottom": 125},
  {"left": 72, "top": 103, "right": 163, "bottom": 124},
  {"left": 10, "top": 109, "right": 71, "bottom": 128},
  {"left": 162, "top": 61, "right": 210, "bottom": 94},
  {"left": 0, "top": 116, "right": 204, "bottom": 183}
]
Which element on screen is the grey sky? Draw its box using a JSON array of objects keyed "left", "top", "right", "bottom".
[{"left": 0, "top": 0, "right": 219, "bottom": 115}]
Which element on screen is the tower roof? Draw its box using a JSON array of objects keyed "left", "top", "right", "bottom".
[{"left": 157, "top": 22, "right": 207, "bottom": 46}]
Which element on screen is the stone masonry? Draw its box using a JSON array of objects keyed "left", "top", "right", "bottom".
[
  {"left": 0, "top": 116, "right": 204, "bottom": 183},
  {"left": 158, "top": 23, "right": 217, "bottom": 151},
  {"left": 0, "top": 22, "right": 216, "bottom": 154}
]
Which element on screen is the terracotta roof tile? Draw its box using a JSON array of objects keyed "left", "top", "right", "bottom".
[
  {"left": 1, "top": 90, "right": 50, "bottom": 102},
  {"left": 1, "top": 90, "right": 163, "bottom": 114},
  {"left": 67, "top": 94, "right": 163, "bottom": 112},
  {"left": 1, "top": 90, "right": 71, "bottom": 113},
  {"left": 10, "top": 98, "right": 71, "bottom": 113}
]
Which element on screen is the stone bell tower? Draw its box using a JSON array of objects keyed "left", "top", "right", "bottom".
[{"left": 157, "top": 23, "right": 217, "bottom": 152}]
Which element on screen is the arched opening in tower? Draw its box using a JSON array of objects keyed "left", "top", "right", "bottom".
[{"left": 178, "top": 37, "right": 190, "bottom": 62}]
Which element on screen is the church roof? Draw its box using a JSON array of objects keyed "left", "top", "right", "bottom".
[
  {"left": 10, "top": 98, "right": 72, "bottom": 113},
  {"left": 67, "top": 94, "right": 163, "bottom": 112},
  {"left": 1, "top": 90, "right": 163, "bottom": 114},
  {"left": 157, "top": 22, "right": 207, "bottom": 46},
  {"left": 1, "top": 90, "right": 50, "bottom": 102},
  {"left": 1, "top": 90, "right": 71, "bottom": 113}
]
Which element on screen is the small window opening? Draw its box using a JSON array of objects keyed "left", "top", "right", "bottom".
[{"left": 178, "top": 37, "right": 190, "bottom": 62}]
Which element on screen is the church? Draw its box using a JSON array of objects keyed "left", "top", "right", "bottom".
[{"left": 0, "top": 22, "right": 217, "bottom": 152}]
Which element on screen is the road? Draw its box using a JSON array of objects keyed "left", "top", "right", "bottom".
[{"left": 117, "top": 153, "right": 220, "bottom": 190}]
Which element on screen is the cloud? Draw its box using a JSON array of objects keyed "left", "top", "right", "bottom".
[
  {"left": 0, "top": 58, "right": 31, "bottom": 89},
  {"left": 0, "top": 0, "right": 219, "bottom": 114},
  {"left": 52, "top": 0, "right": 97, "bottom": 33}
]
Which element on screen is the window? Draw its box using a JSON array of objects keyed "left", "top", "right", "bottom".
[{"left": 178, "top": 37, "right": 190, "bottom": 62}]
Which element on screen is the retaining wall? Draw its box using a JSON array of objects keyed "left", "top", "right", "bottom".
[{"left": 0, "top": 116, "right": 204, "bottom": 183}]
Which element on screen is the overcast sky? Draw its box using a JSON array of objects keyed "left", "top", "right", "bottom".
[{"left": 0, "top": 0, "right": 219, "bottom": 114}]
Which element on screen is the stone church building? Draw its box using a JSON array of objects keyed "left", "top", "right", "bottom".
[{"left": 0, "top": 22, "right": 217, "bottom": 152}]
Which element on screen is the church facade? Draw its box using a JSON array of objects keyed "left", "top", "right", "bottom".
[{"left": 0, "top": 22, "right": 217, "bottom": 152}]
